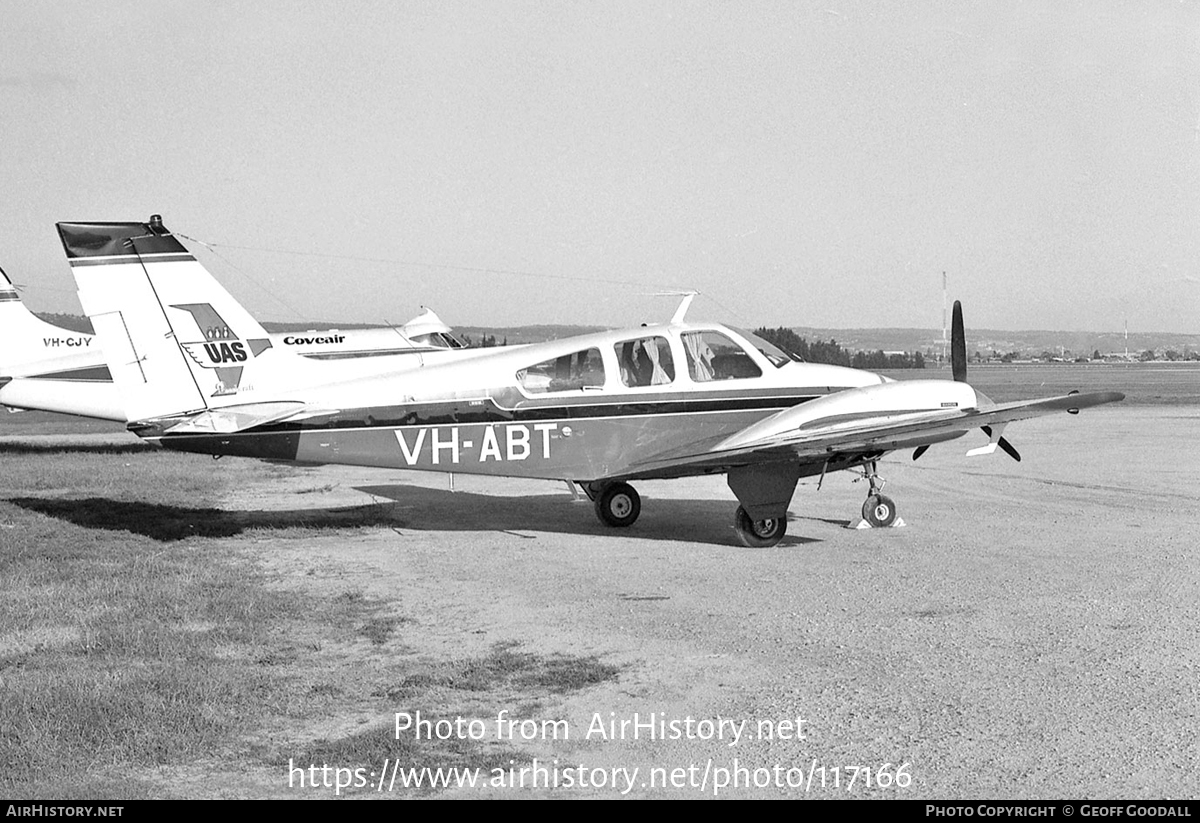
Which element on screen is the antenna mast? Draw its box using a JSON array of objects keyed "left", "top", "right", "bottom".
[{"left": 942, "top": 272, "right": 948, "bottom": 366}]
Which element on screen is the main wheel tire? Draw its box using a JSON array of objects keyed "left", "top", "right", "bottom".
[
  {"left": 733, "top": 505, "right": 787, "bottom": 548},
  {"left": 862, "top": 494, "right": 897, "bottom": 528},
  {"left": 595, "top": 482, "right": 641, "bottom": 527}
]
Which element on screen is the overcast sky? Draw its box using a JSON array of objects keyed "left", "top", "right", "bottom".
[{"left": 1, "top": 1, "right": 1197, "bottom": 333}]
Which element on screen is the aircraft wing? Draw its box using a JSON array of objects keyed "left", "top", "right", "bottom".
[{"left": 623, "top": 390, "right": 1125, "bottom": 478}]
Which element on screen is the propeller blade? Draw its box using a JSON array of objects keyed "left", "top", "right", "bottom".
[
  {"left": 997, "top": 436, "right": 1022, "bottom": 462},
  {"left": 981, "top": 426, "right": 1022, "bottom": 462},
  {"left": 912, "top": 445, "right": 930, "bottom": 461},
  {"left": 951, "top": 300, "right": 967, "bottom": 383}
]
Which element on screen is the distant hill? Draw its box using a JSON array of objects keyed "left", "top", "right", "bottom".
[
  {"left": 33, "top": 314, "right": 606, "bottom": 343},
  {"left": 258, "top": 321, "right": 606, "bottom": 346},
  {"left": 31, "top": 314, "right": 1200, "bottom": 358},
  {"left": 259, "top": 321, "right": 1200, "bottom": 355},
  {"left": 786, "top": 326, "right": 1200, "bottom": 359}
]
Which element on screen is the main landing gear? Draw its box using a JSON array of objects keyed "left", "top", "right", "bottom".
[
  {"left": 856, "top": 460, "right": 899, "bottom": 529},
  {"left": 586, "top": 480, "right": 790, "bottom": 548},
  {"left": 585, "top": 462, "right": 900, "bottom": 545},
  {"left": 733, "top": 506, "right": 787, "bottom": 548},
  {"left": 590, "top": 481, "right": 642, "bottom": 528}
]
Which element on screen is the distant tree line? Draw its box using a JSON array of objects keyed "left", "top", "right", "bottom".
[
  {"left": 460, "top": 333, "right": 506, "bottom": 348},
  {"left": 34, "top": 313, "right": 94, "bottom": 335},
  {"left": 1140, "top": 349, "right": 1200, "bottom": 362},
  {"left": 755, "top": 327, "right": 926, "bottom": 369}
]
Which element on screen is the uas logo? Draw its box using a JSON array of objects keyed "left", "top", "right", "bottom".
[{"left": 173, "top": 303, "right": 273, "bottom": 397}]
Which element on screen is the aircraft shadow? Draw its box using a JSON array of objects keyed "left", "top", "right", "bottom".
[
  {"left": 6, "top": 497, "right": 400, "bottom": 543},
  {"left": 0, "top": 441, "right": 152, "bottom": 456},
  {"left": 792, "top": 514, "right": 855, "bottom": 528},
  {"left": 353, "top": 483, "right": 824, "bottom": 549},
  {"left": 7, "top": 487, "right": 825, "bottom": 549}
]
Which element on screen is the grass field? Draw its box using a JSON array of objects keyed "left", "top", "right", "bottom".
[{"left": 0, "top": 443, "right": 621, "bottom": 798}]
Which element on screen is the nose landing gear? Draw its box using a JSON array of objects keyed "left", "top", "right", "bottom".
[{"left": 854, "top": 460, "right": 903, "bottom": 529}]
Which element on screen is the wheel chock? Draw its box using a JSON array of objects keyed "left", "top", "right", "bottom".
[{"left": 847, "top": 517, "right": 907, "bottom": 530}]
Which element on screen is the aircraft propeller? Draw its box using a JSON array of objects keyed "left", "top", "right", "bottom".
[
  {"left": 952, "top": 300, "right": 1021, "bottom": 462},
  {"left": 913, "top": 300, "right": 1021, "bottom": 462}
]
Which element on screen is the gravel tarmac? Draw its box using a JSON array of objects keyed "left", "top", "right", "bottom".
[{"left": 223, "top": 405, "right": 1198, "bottom": 798}]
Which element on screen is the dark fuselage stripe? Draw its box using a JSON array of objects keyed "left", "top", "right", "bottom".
[
  {"left": 299, "top": 348, "right": 442, "bottom": 360},
  {"left": 151, "top": 395, "right": 820, "bottom": 438}
]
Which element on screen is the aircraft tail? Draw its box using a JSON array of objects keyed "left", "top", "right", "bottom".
[
  {"left": 0, "top": 264, "right": 102, "bottom": 378},
  {"left": 58, "top": 216, "right": 308, "bottom": 424}
]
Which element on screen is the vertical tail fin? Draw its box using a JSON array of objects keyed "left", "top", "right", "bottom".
[
  {"left": 59, "top": 216, "right": 292, "bottom": 423},
  {"left": 0, "top": 265, "right": 101, "bottom": 377}
]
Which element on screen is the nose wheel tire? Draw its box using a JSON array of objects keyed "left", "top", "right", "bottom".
[
  {"left": 733, "top": 505, "right": 787, "bottom": 548},
  {"left": 862, "top": 494, "right": 897, "bottom": 528},
  {"left": 595, "top": 482, "right": 641, "bottom": 527}
]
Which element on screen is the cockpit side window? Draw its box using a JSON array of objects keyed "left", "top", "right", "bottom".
[
  {"left": 516, "top": 348, "right": 605, "bottom": 393},
  {"left": 681, "top": 331, "right": 763, "bottom": 381},
  {"left": 410, "top": 332, "right": 466, "bottom": 350},
  {"left": 614, "top": 336, "right": 675, "bottom": 388}
]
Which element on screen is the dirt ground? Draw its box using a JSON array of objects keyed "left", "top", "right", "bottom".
[{"left": 198, "top": 404, "right": 1198, "bottom": 798}]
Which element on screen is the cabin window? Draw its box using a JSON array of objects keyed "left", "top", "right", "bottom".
[
  {"left": 681, "top": 331, "right": 763, "bottom": 381},
  {"left": 517, "top": 348, "right": 605, "bottom": 393},
  {"left": 614, "top": 336, "right": 675, "bottom": 388}
]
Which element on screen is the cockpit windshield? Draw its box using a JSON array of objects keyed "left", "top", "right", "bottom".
[{"left": 728, "top": 327, "right": 794, "bottom": 368}]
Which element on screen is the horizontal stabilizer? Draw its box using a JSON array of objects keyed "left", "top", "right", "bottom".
[{"left": 161, "top": 401, "right": 314, "bottom": 435}]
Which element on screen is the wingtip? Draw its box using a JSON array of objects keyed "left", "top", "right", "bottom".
[{"left": 1065, "top": 390, "right": 1125, "bottom": 414}]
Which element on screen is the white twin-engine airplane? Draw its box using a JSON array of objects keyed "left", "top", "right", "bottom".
[
  {"left": 0, "top": 263, "right": 465, "bottom": 421},
  {"left": 60, "top": 216, "right": 1123, "bottom": 547}
]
